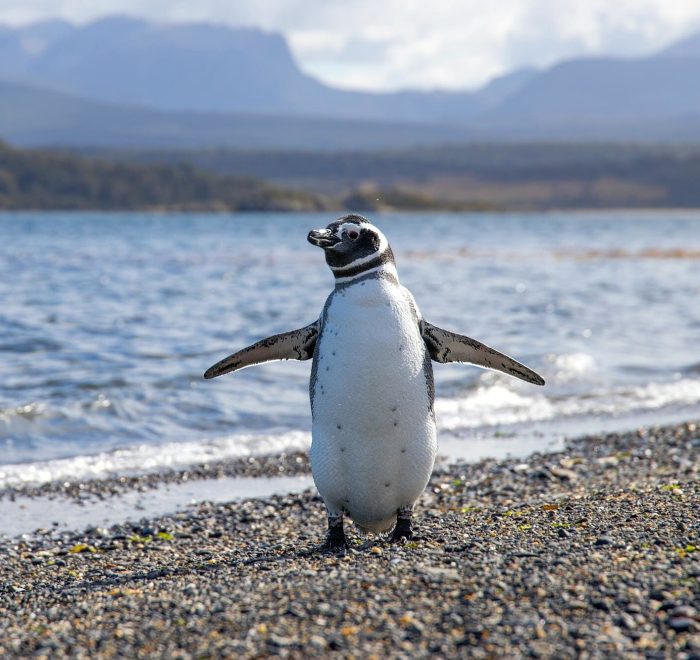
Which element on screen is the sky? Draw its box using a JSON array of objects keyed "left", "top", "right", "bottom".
[{"left": 2, "top": 0, "right": 700, "bottom": 91}]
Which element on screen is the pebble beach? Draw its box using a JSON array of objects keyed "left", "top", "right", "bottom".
[{"left": 1, "top": 420, "right": 699, "bottom": 658}]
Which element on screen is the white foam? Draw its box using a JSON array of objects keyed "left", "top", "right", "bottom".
[
  {"left": 549, "top": 352, "right": 596, "bottom": 382},
  {"left": 0, "top": 401, "right": 48, "bottom": 422},
  {"left": 3, "top": 376, "right": 700, "bottom": 489},
  {"left": 436, "top": 376, "right": 700, "bottom": 433},
  {"left": 627, "top": 378, "right": 700, "bottom": 410},
  {"left": 436, "top": 384, "right": 555, "bottom": 430},
  {"left": 0, "top": 430, "right": 311, "bottom": 489}
]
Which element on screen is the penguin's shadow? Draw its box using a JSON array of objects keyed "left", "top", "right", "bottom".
[
  {"left": 238, "top": 533, "right": 420, "bottom": 565},
  {"left": 236, "top": 546, "right": 322, "bottom": 566},
  {"left": 238, "top": 541, "right": 349, "bottom": 565}
]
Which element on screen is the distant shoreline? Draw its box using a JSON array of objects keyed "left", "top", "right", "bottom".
[
  {"left": 4, "top": 205, "right": 700, "bottom": 215},
  {"left": 5, "top": 141, "right": 700, "bottom": 213}
]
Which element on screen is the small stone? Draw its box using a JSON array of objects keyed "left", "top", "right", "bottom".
[
  {"left": 566, "top": 600, "right": 588, "bottom": 610},
  {"left": 421, "top": 566, "right": 460, "bottom": 581},
  {"left": 650, "top": 589, "right": 673, "bottom": 602},
  {"left": 550, "top": 467, "right": 578, "bottom": 481},
  {"left": 659, "top": 600, "right": 681, "bottom": 611},
  {"left": 618, "top": 613, "right": 636, "bottom": 630},
  {"left": 594, "top": 535, "right": 613, "bottom": 546},
  {"left": 268, "top": 634, "right": 293, "bottom": 647},
  {"left": 670, "top": 605, "right": 697, "bottom": 619},
  {"left": 559, "top": 457, "right": 576, "bottom": 468},
  {"left": 668, "top": 617, "right": 699, "bottom": 632},
  {"left": 370, "top": 546, "right": 382, "bottom": 555},
  {"left": 286, "top": 604, "right": 305, "bottom": 618}
]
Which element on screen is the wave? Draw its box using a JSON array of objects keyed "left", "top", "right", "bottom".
[
  {"left": 548, "top": 352, "right": 596, "bottom": 382},
  {"left": 0, "top": 401, "right": 48, "bottom": 421},
  {"left": 0, "top": 430, "right": 310, "bottom": 489},
  {"left": 3, "top": 367, "right": 699, "bottom": 489},
  {"left": 436, "top": 376, "right": 700, "bottom": 432}
]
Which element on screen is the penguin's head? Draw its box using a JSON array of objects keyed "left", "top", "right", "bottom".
[{"left": 308, "top": 214, "right": 395, "bottom": 277}]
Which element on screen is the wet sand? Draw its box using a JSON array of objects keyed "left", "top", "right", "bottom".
[{"left": 1, "top": 420, "right": 699, "bottom": 657}]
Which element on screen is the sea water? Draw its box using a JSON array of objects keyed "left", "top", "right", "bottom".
[{"left": 1, "top": 210, "right": 699, "bottom": 488}]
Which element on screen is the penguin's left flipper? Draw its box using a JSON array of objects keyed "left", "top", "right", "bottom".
[
  {"left": 421, "top": 321, "right": 545, "bottom": 386},
  {"left": 203, "top": 321, "right": 319, "bottom": 379}
]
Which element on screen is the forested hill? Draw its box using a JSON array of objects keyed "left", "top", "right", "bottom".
[
  {"left": 0, "top": 141, "right": 329, "bottom": 211},
  {"left": 4, "top": 140, "right": 700, "bottom": 212},
  {"left": 84, "top": 143, "right": 700, "bottom": 211}
]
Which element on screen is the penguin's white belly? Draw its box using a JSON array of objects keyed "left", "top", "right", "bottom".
[{"left": 310, "top": 280, "right": 437, "bottom": 533}]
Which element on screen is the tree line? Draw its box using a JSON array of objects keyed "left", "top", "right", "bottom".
[{"left": 0, "top": 141, "right": 331, "bottom": 212}]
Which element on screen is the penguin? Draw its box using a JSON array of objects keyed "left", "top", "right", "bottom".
[{"left": 204, "top": 214, "right": 544, "bottom": 550}]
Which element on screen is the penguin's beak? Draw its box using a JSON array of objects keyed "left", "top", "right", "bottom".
[{"left": 308, "top": 228, "right": 340, "bottom": 248}]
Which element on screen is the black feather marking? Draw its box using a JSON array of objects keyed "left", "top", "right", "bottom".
[
  {"left": 420, "top": 320, "right": 545, "bottom": 386},
  {"left": 334, "top": 267, "right": 398, "bottom": 291},
  {"left": 203, "top": 321, "right": 319, "bottom": 379},
  {"left": 309, "top": 293, "right": 334, "bottom": 413}
]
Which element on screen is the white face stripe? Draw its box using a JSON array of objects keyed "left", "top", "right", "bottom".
[
  {"left": 334, "top": 261, "right": 398, "bottom": 284},
  {"left": 329, "top": 223, "right": 389, "bottom": 272},
  {"left": 334, "top": 222, "right": 365, "bottom": 239}
]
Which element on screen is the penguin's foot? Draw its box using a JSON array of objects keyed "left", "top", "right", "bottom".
[
  {"left": 390, "top": 518, "right": 413, "bottom": 542},
  {"left": 321, "top": 527, "right": 348, "bottom": 553},
  {"left": 320, "top": 513, "right": 347, "bottom": 554},
  {"left": 391, "top": 506, "right": 414, "bottom": 543}
]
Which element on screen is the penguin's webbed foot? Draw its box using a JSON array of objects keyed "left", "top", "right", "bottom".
[
  {"left": 320, "top": 527, "right": 347, "bottom": 554},
  {"left": 320, "top": 513, "right": 348, "bottom": 554},
  {"left": 391, "top": 506, "right": 414, "bottom": 543},
  {"left": 390, "top": 517, "right": 413, "bottom": 543}
]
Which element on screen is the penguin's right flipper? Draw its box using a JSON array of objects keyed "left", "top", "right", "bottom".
[
  {"left": 421, "top": 321, "right": 545, "bottom": 386},
  {"left": 204, "top": 321, "right": 319, "bottom": 379}
]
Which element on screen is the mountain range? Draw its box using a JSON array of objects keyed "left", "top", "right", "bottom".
[{"left": 1, "top": 16, "right": 700, "bottom": 148}]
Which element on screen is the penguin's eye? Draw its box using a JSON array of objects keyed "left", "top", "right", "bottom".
[{"left": 346, "top": 230, "right": 360, "bottom": 240}]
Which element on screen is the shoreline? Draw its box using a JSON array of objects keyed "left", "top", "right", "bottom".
[
  {"left": 1, "top": 419, "right": 699, "bottom": 656},
  {"left": 0, "top": 450, "right": 313, "bottom": 504},
  {"left": 5, "top": 206, "right": 700, "bottom": 216},
  {"left": 0, "top": 414, "right": 695, "bottom": 514}
]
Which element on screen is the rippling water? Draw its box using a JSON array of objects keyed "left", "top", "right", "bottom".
[{"left": 1, "top": 210, "right": 699, "bottom": 486}]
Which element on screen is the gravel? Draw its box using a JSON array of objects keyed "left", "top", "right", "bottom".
[{"left": 1, "top": 420, "right": 699, "bottom": 658}]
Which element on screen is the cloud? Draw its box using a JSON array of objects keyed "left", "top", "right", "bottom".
[
  {"left": 501, "top": 0, "right": 700, "bottom": 69},
  {"left": 287, "top": 0, "right": 700, "bottom": 90},
  {"left": 2, "top": 0, "right": 700, "bottom": 91}
]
